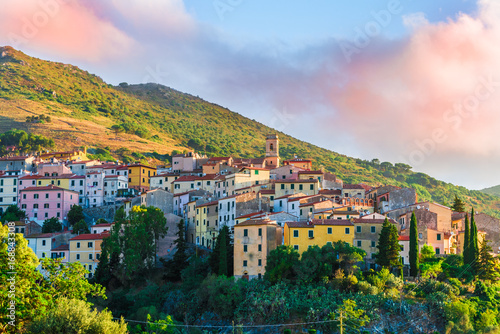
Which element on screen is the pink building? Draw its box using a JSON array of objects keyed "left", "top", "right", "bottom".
[{"left": 19, "top": 185, "right": 79, "bottom": 225}]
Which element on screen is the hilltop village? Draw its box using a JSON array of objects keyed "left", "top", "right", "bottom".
[{"left": 1, "top": 135, "right": 497, "bottom": 279}]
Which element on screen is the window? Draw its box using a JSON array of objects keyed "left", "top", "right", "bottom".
[
  {"left": 357, "top": 240, "right": 362, "bottom": 247},
  {"left": 292, "top": 204, "right": 295, "bottom": 210},
  {"left": 89, "top": 254, "right": 93, "bottom": 260},
  {"left": 418, "top": 233, "right": 423, "bottom": 239},
  {"left": 42, "top": 252, "right": 45, "bottom": 258},
  {"left": 42, "top": 240, "right": 46, "bottom": 246},
  {"left": 57, "top": 193, "right": 61, "bottom": 199},
  {"left": 244, "top": 245, "right": 247, "bottom": 252},
  {"left": 23, "top": 194, "right": 26, "bottom": 199},
  {"left": 21, "top": 204, "right": 26, "bottom": 209},
  {"left": 291, "top": 184, "right": 295, "bottom": 190},
  {"left": 435, "top": 247, "right": 440, "bottom": 255},
  {"left": 293, "top": 230, "right": 299, "bottom": 237},
  {"left": 308, "top": 230, "right": 314, "bottom": 238},
  {"left": 299, "top": 184, "right": 303, "bottom": 190},
  {"left": 293, "top": 245, "right": 299, "bottom": 251},
  {"left": 356, "top": 226, "right": 362, "bottom": 233},
  {"left": 88, "top": 242, "right": 93, "bottom": 248},
  {"left": 44, "top": 204, "right": 49, "bottom": 208},
  {"left": 33, "top": 204, "right": 39, "bottom": 209},
  {"left": 44, "top": 212, "right": 48, "bottom": 218},
  {"left": 371, "top": 241, "right": 376, "bottom": 247},
  {"left": 281, "top": 184, "right": 285, "bottom": 189},
  {"left": 45, "top": 193, "right": 49, "bottom": 199},
  {"left": 34, "top": 194, "right": 39, "bottom": 199},
  {"left": 258, "top": 228, "right": 262, "bottom": 236},
  {"left": 96, "top": 253, "right": 100, "bottom": 260},
  {"left": 258, "top": 259, "right": 262, "bottom": 266},
  {"left": 310, "top": 184, "right": 314, "bottom": 190},
  {"left": 258, "top": 244, "right": 262, "bottom": 252},
  {"left": 327, "top": 227, "right": 332, "bottom": 234},
  {"left": 345, "top": 227, "right": 350, "bottom": 234},
  {"left": 76, "top": 254, "right": 80, "bottom": 260},
  {"left": 243, "top": 260, "right": 247, "bottom": 267},
  {"left": 77, "top": 242, "right": 81, "bottom": 248},
  {"left": 88, "top": 265, "right": 92, "bottom": 271},
  {"left": 243, "top": 229, "right": 248, "bottom": 237},
  {"left": 371, "top": 226, "right": 376, "bottom": 233},
  {"left": 437, "top": 234, "right": 441, "bottom": 241}
]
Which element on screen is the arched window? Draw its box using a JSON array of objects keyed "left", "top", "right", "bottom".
[{"left": 270, "top": 143, "right": 274, "bottom": 152}]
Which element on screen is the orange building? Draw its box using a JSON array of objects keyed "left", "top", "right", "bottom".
[{"left": 128, "top": 164, "right": 156, "bottom": 192}]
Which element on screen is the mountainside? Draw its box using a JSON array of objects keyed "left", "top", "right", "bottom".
[
  {"left": 1, "top": 46, "right": 499, "bottom": 217},
  {"left": 480, "top": 185, "right": 500, "bottom": 197}
]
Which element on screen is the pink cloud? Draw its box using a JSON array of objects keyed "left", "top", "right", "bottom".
[{"left": 0, "top": 0, "right": 134, "bottom": 62}]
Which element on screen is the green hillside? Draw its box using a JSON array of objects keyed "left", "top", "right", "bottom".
[
  {"left": 1, "top": 46, "right": 499, "bottom": 217},
  {"left": 480, "top": 185, "right": 500, "bottom": 197}
]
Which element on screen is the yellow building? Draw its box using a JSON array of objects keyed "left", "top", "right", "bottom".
[
  {"left": 128, "top": 164, "right": 156, "bottom": 192},
  {"left": 233, "top": 219, "right": 283, "bottom": 280},
  {"left": 284, "top": 219, "right": 354, "bottom": 254},
  {"left": 274, "top": 179, "right": 319, "bottom": 198},
  {"left": 195, "top": 201, "right": 219, "bottom": 249},
  {"left": 171, "top": 175, "right": 218, "bottom": 194},
  {"left": 68, "top": 232, "right": 108, "bottom": 278},
  {"left": 40, "top": 149, "right": 88, "bottom": 162},
  {"left": 186, "top": 200, "right": 197, "bottom": 244},
  {"left": 457, "top": 230, "right": 486, "bottom": 255}
]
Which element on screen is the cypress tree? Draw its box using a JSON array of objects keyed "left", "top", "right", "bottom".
[
  {"left": 470, "top": 208, "right": 479, "bottom": 268},
  {"left": 463, "top": 214, "right": 470, "bottom": 265},
  {"left": 409, "top": 212, "right": 419, "bottom": 277},
  {"left": 218, "top": 227, "right": 228, "bottom": 276},
  {"left": 209, "top": 225, "right": 234, "bottom": 277}
]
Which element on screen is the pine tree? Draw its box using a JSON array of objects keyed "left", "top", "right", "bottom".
[
  {"left": 409, "top": 212, "right": 419, "bottom": 277},
  {"left": 478, "top": 239, "right": 500, "bottom": 281},
  {"left": 376, "top": 218, "right": 402, "bottom": 271},
  {"left": 451, "top": 195, "right": 466, "bottom": 212},
  {"left": 463, "top": 214, "right": 470, "bottom": 265}
]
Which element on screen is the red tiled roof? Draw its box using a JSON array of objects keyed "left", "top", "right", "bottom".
[
  {"left": 298, "top": 170, "right": 323, "bottom": 175},
  {"left": 20, "top": 185, "right": 77, "bottom": 193},
  {"left": 319, "top": 189, "right": 342, "bottom": 195},
  {"left": 236, "top": 211, "right": 265, "bottom": 219},
  {"left": 259, "top": 189, "right": 275, "bottom": 194},
  {"left": 208, "top": 157, "right": 231, "bottom": 161},
  {"left": 196, "top": 200, "right": 219, "bottom": 207},
  {"left": 70, "top": 231, "right": 110, "bottom": 241},
  {"left": 26, "top": 231, "right": 70, "bottom": 238},
  {"left": 284, "top": 159, "right": 312, "bottom": 163},
  {"left": 92, "top": 223, "right": 114, "bottom": 228},
  {"left": 0, "top": 156, "right": 32, "bottom": 161},
  {"left": 276, "top": 179, "right": 318, "bottom": 184},
  {"left": 235, "top": 219, "right": 277, "bottom": 227},
  {"left": 51, "top": 244, "right": 69, "bottom": 251},
  {"left": 398, "top": 235, "right": 410, "bottom": 241},
  {"left": 352, "top": 218, "right": 397, "bottom": 224},
  {"left": 343, "top": 184, "right": 365, "bottom": 190},
  {"left": 286, "top": 219, "right": 353, "bottom": 227}
]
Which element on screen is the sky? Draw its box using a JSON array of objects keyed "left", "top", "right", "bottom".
[{"left": 1, "top": 0, "right": 499, "bottom": 190}]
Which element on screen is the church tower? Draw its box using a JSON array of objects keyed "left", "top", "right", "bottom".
[{"left": 264, "top": 134, "right": 280, "bottom": 168}]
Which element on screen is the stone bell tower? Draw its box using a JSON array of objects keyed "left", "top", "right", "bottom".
[{"left": 264, "top": 134, "right": 280, "bottom": 168}]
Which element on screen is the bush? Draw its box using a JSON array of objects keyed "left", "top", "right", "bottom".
[{"left": 29, "top": 298, "right": 127, "bottom": 334}]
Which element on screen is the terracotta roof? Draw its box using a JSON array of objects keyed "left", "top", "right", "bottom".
[
  {"left": 20, "top": 185, "right": 78, "bottom": 193},
  {"left": 343, "top": 184, "right": 365, "bottom": 190},
  {"left": 276, "top": 179, "right": 318, "bottom": 183},
  {"left": 259, "top": 189, "right": 275, "bottom": 194},
  {"left": 240, "top": 167, "right": 269, "bottom": 171},
  {"left": 208, "top": 157, "right": 231, "bottom": 161},
  {"left": 0, "top": 156, "right": 32, "bottom": 161},
  {"left": 51, "top": 244, "right": 69, "bottom": 251},
  {"left": 398, "top": 235, "right": 410, "bottom": 241},
  {"left": 319, "top": 189, "right": 342, "bottom": 195},
  {"left": 284, "top": 158, "right": 312, "bottom": 163},
  {"left": 352, "top": 218, "right": 397, "bottom": 224},
  {"left": 26, "top": 231, "right": 70, "bottom": 238},
  {"left": 236, "top": 211, "right": 265, "bottom": 219},
  {"left": 92, "top": 223, "right": 114, "bottom": 228},
  {"left": 299, "top": 200, "right": 333, "bottom": 207},
  {"left": 196, "top": 200, "right": 219, "bottom": 207},
  {"left": 128, "top": 164, "right": 155, "bottom": 169},
  {"left": 21, "top": 174, "right": 85, "bottom": 180},
  {"left": 285, "top": 220, "right": 352, "bottom": 228},
  {"left": 298, "top": 170, "right": 323, "bottom": 175},
  {"left": 152, "top": 172, "right": 180, "bottom": 177},
  {"left": 235, "top": 219, "right": 277, "bottom": 227},
  {"left": 70, "top": 231, "right": 110, "bottom": 241}
]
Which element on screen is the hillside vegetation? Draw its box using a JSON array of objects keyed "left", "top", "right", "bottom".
[{"left": 0, "top": 46, "right": 499, "bottom": 217}]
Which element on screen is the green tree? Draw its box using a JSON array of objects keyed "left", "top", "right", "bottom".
[
  {"left": 264, "top": 245, "right": 300, "bottom": 283},
  {"left": 73, "top": 219, "right": 90, "bottom": 234},
  {"left": 67, "top": 205, "right": 85, "bottom": 226},
  {"left": 114, "top": 206, "right": 126, "bottom": 224},
  {"left": 376, "top": 218, "right": 402, "bottom": 271},
  {"left": 477, "top": 239, "right": 500, "bottom": 281},
  {"left": 42, "top": 217, "right": 62, "bottom": 233},
  {"left": 209, "top": 225, "right": 233, "bottom": 277},
  {"left": 328, "top": 299, "right": 370, "bottom": 334},
  {"left": 0, "top": 204, "right": 26, "bottom": 223},
  {"left": 165, "top": 219, "right": 188, "bottom": 280},
  {"left": 409, "top": 211, "right": 419, "bottom": 277},
  {"left": 29, "top": 298, "right": 127, "bottom": 334},
  {"left": 451, "top": 195, "right": 466, "bottom": 212},
  {"left": 463, "top": 214, "right": 470, "bottom": 265},
  {"left": 470, "top": 208, "right": 479, "bottom": 270}
]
